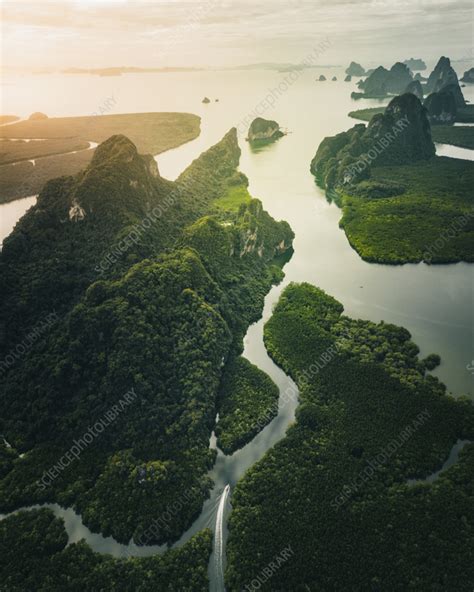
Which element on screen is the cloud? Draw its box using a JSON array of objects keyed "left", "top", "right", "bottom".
[{"left": 1, "top": 0, "right": 472, "bottom": 69}]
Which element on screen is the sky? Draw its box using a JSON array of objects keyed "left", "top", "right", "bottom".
[{"left": 1, "top": 0, "right": 473, "bottom": 71}]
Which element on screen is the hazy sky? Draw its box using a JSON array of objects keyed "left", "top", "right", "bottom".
[{"left": 1, "top": 0, "right": 473, "bottom": 71}]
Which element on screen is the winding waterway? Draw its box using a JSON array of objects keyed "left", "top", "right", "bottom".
[
  {"left": 0, "top": 195, "right": 37, "bottom": 248},
  {"left": 0, "top": 68, "right": 473, "bottom": 591}
]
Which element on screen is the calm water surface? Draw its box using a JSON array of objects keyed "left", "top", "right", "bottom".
[{"left": 1, "top": 195, "right": 37, "bottom": 247}]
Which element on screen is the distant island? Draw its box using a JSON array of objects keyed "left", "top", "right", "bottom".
[
  {"left": 62, "top": 66, "right": 203, "bottom": 76},
  {"left": 349, "top": 57, "right": 474, "bottom": 130},
  {"left": 311, "top": 91, "right": 474, "bottom": 264},
  {"left": 345, "top": 61, "right": 366, "bottom": 76},
  {"left": 28, "top": 112, "right": 48, "bottom": 121},
  {"left": 226, "top": 62, "right": 339, "bottom": 72},
  {"left": 352, "top": 62, "right": 413, "bottom": 99},
  {"left": 403, "top": 58, "right": 427, "bottom": 71},
  {"left": 461, "top": 67, "right": 474, "bottom": 83},
  {"left": 57, "top": 63, "right": 342, "bottom": 77},
  {"left": 351, "top": 56, "right": 467, "bottom": 107},
  {"left": 425, "top": 56, "right": 466, "bottom": 107}
]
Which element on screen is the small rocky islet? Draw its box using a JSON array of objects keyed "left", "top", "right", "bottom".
[
  {"left": 345, "top": 61, "right": 366, "bottom": 76},
  {"left": 461, "top": 67, "right": 474, "bottom": 83},
  {"left": 247, "top": 117, "right": 285, "bottom": 145},
  {"left": 28, "top": 112, "right": 48, "bottom": 121}
]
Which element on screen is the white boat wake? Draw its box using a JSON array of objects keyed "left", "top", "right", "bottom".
[{"left": 214, "top": 484, "right": 231, "bottom": 592}]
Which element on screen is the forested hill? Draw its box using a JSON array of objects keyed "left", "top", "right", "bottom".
[
  {"left": 0, "top": 129, "right": 240, "bottom": 355},
  {"left": 0, "top": 129, "right": 293, "bottom": 550}
]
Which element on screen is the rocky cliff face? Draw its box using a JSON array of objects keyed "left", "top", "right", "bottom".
[
  {"left": 425, "top": 57, "right": 465, "bottom": 106},
  {"left": 63, "top": 134, "right": 167, "bottom": 223},
  {"left": 358, "top": 63, "right": 413, "bottom": 97},
  {"left": 414, "top": 73, "right": 427, "bottom": 82},
  {"left": 434, "top": 79, "right": 465, "bottom": 108},
  {"left": 247, "top": 117, "right": 283, "bottom": 143},
  {"left": 181, "top": 197, "right": 293, "bottom": 271},
  {"left": 235, "top": 199, "right": 293, "bottom": 259},
  {"left": 367, "top": 94, "right": 434, "bottom": 161},
  {"left": 357, "top": 66, "right": 389, "bottom": 95},
  {"left": 311, "top": 93, "right": 434, "bottom": 188},
  {"left": 405, "top": 80, "right": 424, "bottom": 100},
  {"left": 424, "top": 89, "right": 458, "bottom": 125},
  {"left": 386, "top": 62, "right": 413, "bottom": 93},
  {"left": 426, "top": 56, "right": 451, "bottom": 92}
]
